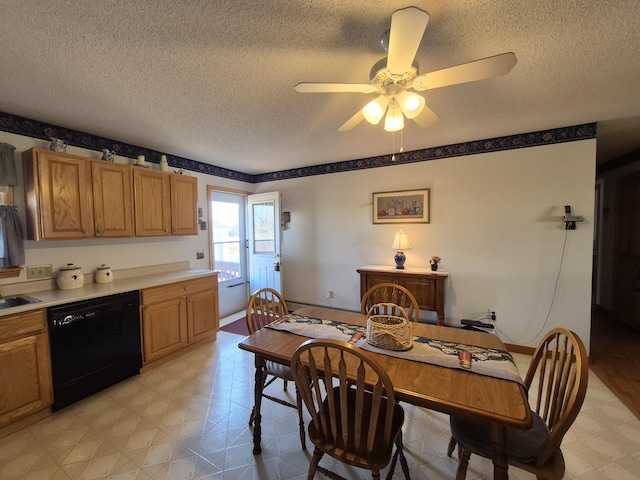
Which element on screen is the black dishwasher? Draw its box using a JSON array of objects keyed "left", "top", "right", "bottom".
[{"left": 47, "top": 291, "right": 142, "bottom": 411}]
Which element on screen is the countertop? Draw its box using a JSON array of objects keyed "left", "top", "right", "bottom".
[{"left": 1, "top": 265, "right": 218, "bottom": 317}]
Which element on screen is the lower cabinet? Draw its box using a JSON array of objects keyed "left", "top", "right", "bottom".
[
  {"left": 0, "top": 310, "right": 52, "bottom": 429},
  {"left": 141, "top": 274, "right": 219, "bottom": 365}
]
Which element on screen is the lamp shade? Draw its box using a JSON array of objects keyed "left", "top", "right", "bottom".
[
  {"left": 363, "top": 96, "right": 390, "bottom": 125},
  {"left": 384, "top": 100, "right": 404, "bottom": 132},
  {"left": 392, "top": 229, "right": 411, "bottom": 250},
  {"left": 397, "top": 91, "right": 426, "bottom": 119}
]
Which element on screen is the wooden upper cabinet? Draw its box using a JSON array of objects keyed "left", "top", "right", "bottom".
[
  {"left": 23, "top": 149, "right": 94, "bottom": 239},
  {"left": 170, "top": 175, "right": 198, "bottom": 235},
  {"left": 23, "top": 148, "right": 198, "bottom": 240},
  {"left": 133, "top": 168, "right": 171, "bottom": 236},
  {"left": 92, "top": 161, "right": 133, "bottom": 237}
]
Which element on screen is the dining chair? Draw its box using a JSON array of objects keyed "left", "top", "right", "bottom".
[
  {"left": 246, "top": 287, "right": 305, "bottom": 449},
  {"left": 291, "top": 338, "right": 410, "bottom": 480},
  {"left": 447, "top": 327, "right": 589, "bottom": 480},
  {"left": 361, "top": 282, "right": 420, "bottom": 323}
]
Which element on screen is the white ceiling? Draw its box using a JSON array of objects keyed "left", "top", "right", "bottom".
[{"left": 1, "top": 1, "right": 639, "bottom": 175}]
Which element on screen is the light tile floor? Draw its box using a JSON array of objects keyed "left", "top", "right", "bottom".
[{"left": 2, "top": 315, "right": 640, "bottom": 480}]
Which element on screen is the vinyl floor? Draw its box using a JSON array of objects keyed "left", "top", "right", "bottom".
[{"left": 1, "top": 312, "right": 639, "bottom": 479}]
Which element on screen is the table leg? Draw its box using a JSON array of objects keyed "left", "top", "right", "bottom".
[
  {"left": 252, "top": 354, "right": 265, "bottom": 454},
  {"left": 490, "top": 423, "right": 509, "bottom": 480}
]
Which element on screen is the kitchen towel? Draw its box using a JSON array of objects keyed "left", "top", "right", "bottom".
[
  {"left": 0, "top": 205, "right": 25, "bottom": 267},
  {"left": 0, "top": 142, "right": 18, "bottom": 186}
]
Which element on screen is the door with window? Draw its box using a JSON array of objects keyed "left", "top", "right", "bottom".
[
  {"left": 248, "top": 192, "right": 282, "bottom": 295},
  {"left": 209, "top": 189, "right": 248, "bottom": 317}
]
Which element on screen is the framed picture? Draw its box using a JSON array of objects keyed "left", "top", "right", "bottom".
[{"left": 372, "top": 188, "right": 430, "bottom": 224}]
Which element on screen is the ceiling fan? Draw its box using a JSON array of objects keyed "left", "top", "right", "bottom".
[{"left": 295, "top": 6, "right": 517, "bottom": 132}]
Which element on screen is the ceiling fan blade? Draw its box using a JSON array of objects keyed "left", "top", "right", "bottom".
[
  {"left": 386, "top": 7, "right": 429, "bottom": 75},
  {"left": 412, "top": 104, "right": 440, "bottom": 128},
  {"left": 413, "top": 52, "right": 517, "bottom": 91},
  {"left": 338, "top": 110, "right": 365, "bottom": 132},
  {"left": 295, "top": 83, "right": 377, "bottom": 93}
]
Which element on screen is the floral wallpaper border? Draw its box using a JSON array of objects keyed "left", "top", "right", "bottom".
[{"left": 0, "top": 111, "right": 595, "bottom": 184}]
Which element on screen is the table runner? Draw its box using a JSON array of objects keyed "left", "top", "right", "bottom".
[{"left": 267, "top": 314, "right": 523, "bottom": 385}]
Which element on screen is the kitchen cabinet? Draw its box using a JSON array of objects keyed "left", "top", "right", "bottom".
[
  {"left": 140, "top": 274, "right": 218, "bottom": 365},
  {"left": 0, "top": 309, "right": 52, "bottom": 429},
  {"left": 357, "top": 265, "right": 448, "bottom": 326},
  {"left": 23, "top": 148, "right": 94, "bottom": 239},
  {"left": 132, "top": 168, "right": 171, "bottom": 237},
  {"left": 23, "top": 148, "right": 198, "bottom": 240},
  {"left": 92, "top": 160, "right": 134, "bottom": 237},
  {"left": 23, "top": 148, "right": 133, "bottom": 239},
  {"left": 170, "top": 174, "right": 198, "bottom": 235}
]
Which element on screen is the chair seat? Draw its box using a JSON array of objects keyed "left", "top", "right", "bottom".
[
  {"left": 450, "top": 411, "right": 549, "bottom": 464},
  {"left": 308, "top": 387, "right": 405, "bottom": 469},
  {"left": 264, "top": 360, "right": 293, "bottom": 379}
]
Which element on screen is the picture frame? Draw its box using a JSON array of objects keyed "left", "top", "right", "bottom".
[{"left": 372, "top": 188, "right": 430, "bottom": 224}]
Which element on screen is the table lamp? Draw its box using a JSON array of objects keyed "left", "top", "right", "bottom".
[{"left": 392, "top": 229, "right": 411, "bottom": 269}]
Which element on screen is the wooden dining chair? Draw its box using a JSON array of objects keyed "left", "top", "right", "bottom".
[
  {"left": 361, "top": 283, "right": 420, "bottom": 323},
  {"left": 291, "top": 338, "right": 410, "bottom": 480},
  {"left": 447, "top": 328, "right": 589, "bottom": 480},
  {"left": 246, "top": 288, "right": 305, "bottom": 449}
]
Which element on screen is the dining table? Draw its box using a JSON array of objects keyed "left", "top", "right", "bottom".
[{"left": 238, "top": 305, "right": 532, "bottom": 480}]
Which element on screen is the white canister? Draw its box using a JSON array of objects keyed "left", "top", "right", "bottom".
[
  {"left": 159, "top": 155, "right": 169, "bottom": 172},
  {"left": 95, "top": 264, "right": 114, "bottom": 283},
  {"left": 57, "top": 264, "right": 84, "bottom": 290}
]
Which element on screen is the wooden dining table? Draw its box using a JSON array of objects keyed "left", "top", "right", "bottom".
[{"left": 238, "top": 305, "right": 532, "bottom": 479}]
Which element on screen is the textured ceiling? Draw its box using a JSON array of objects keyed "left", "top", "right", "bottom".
[{"left": 1, "top": 1, "right": 639, "bottom": 175}]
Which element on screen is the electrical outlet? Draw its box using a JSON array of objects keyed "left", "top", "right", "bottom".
[
  {"left": 27, "top": 264, "right": 53, "bottom": 279},
  {"left": 196, "top": 251, "right": 204, "bottom": 259},
  {"left": 326, "top": 290, "right": 334, "bottom": 299}
]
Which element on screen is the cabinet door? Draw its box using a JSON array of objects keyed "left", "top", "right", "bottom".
[
  {"left": 0, "top": 334, "right": 53, "bottom": 427},
  {"left": 133, "top": 168, "right": 171, "bottom": 236},
  {"left": 36, "top": 150, "right": 94, "bottom": 239},
  {"left": 141, "top": 297, "right": 188, "bottom": 363},
  {"left": 92, "top": 161, "right": 133, "bottom": 237},
  {"left": 187, "top": 289, "right": 219, "bottom": 343},
  {"left": 170, "top": 175, "right": 198, "bottom": 235},
  {"left": 399, "top": 277, "right": 436, "bottom": 310}
]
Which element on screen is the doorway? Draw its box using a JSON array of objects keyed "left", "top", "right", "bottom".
[{"left": 209, "top": 188, "right": 248, "bottom": 317}]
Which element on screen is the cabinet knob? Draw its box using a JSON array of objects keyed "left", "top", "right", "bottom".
[{"left": 82, "top": 230, "right": 88, "bottom": 234}]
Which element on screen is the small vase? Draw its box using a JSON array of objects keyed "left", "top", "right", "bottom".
[
  {"left": 430, "top": 263, "right": 438, "bottom": 271},
  {"left": 159, "top": 155, "right": 169, "bottom": 172}
]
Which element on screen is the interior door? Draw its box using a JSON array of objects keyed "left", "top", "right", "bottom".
[
  {"left": 248, "top": 192, "right": 282, "bottom": 295},
  {"left": 209, "top": 189, "right": 248, "bottom": 317},
  {"left": 614, "top": 171, "right": 640, "bottom": 329}
]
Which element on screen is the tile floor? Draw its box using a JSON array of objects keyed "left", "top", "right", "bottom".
[{"left": 2, "top": 313, "right": 640, "bottom": 480}]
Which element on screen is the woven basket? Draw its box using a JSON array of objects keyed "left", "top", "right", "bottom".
[{"left": 366, "top": 306, "right": 413, "bottom": 351}]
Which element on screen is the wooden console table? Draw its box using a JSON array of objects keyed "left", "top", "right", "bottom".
[{"left": 357, "top": 265, "right": 448, "bottom": 326}]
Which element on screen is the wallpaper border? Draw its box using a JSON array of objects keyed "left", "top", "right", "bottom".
[{"left": 0, "top": 111, "right": 596, "bottom": 184}]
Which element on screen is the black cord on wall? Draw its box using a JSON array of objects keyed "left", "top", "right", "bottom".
[{"left": 497, "top": 228, "right": 569, "bottom": 345}]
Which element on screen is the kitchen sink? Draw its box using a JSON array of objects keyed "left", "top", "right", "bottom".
[{"left": 0, "top": 294, "right": 42, "bottom": 310}]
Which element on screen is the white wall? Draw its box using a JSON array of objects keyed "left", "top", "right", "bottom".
[
  {"left": 0, "top": 131, "right": 252, "bottom": 283},
  {"left": 2, "top": 130, "right": 596, "bottom": 350},
  {"left": 256, "top": 140, "right": 596, "bottom": 349}
]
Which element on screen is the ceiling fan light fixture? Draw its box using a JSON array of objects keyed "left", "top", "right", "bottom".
[
  {"left": 362, "top": 96, "right": 389, "bottom": 125},
  {"left": 384, "top": 100, "right": 404, "bottom": 132},
  {"left": 398, "top": 91, "right": 425, "bottom": 119}
]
